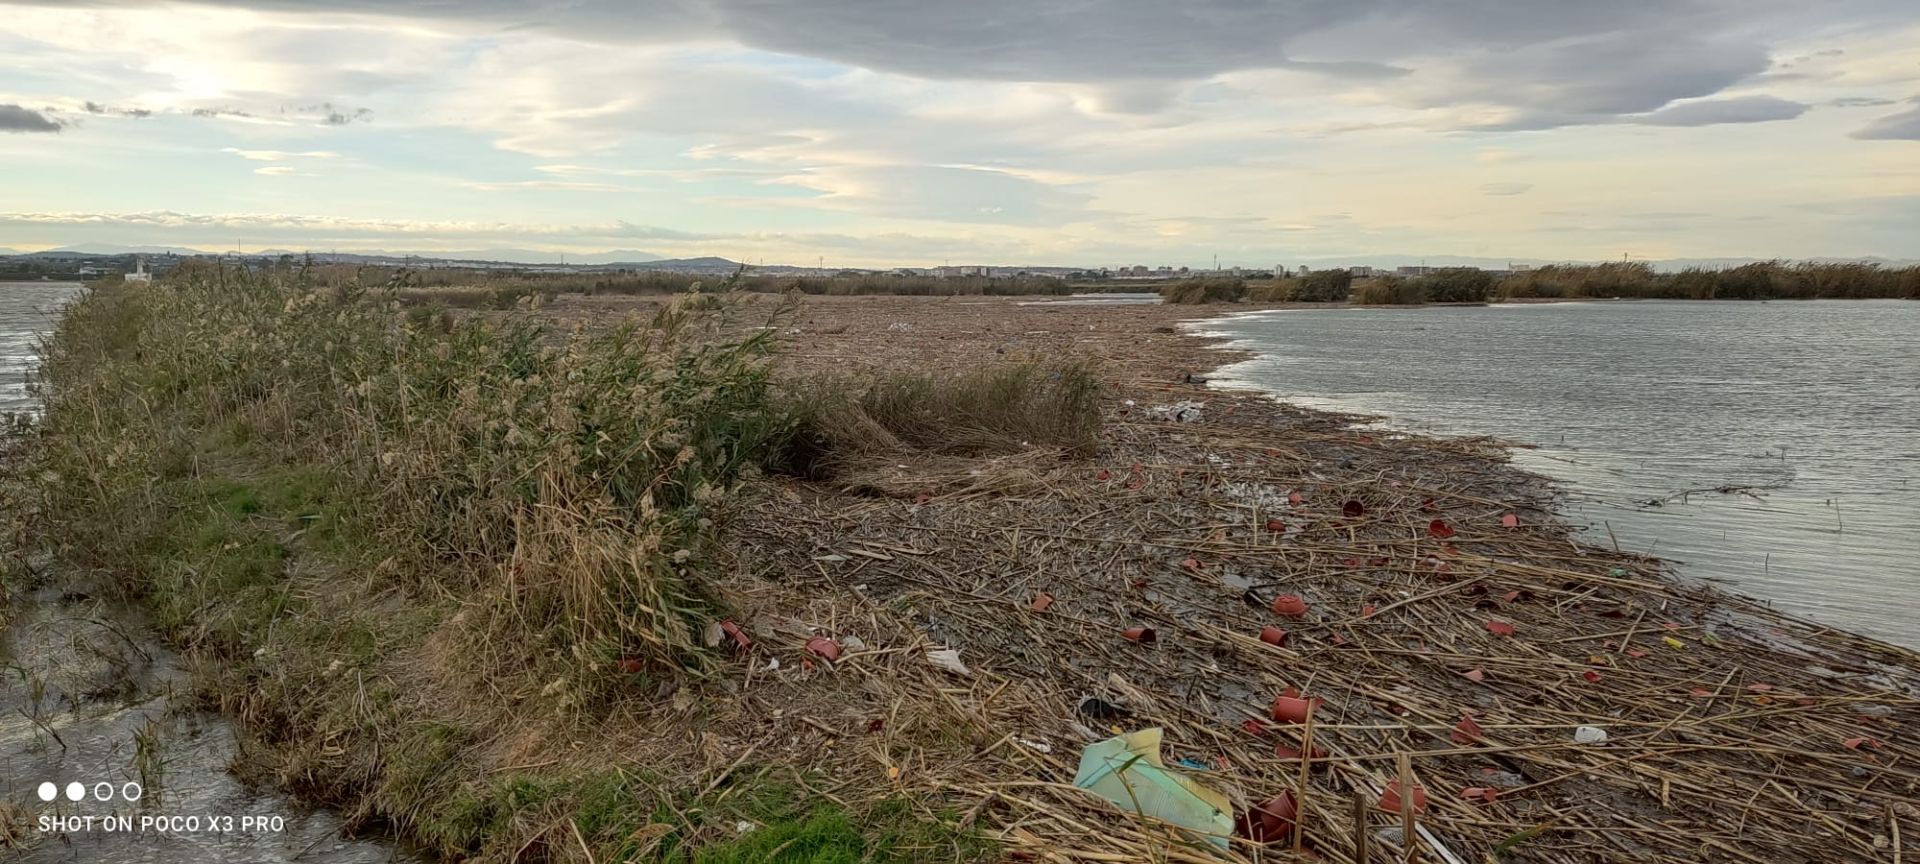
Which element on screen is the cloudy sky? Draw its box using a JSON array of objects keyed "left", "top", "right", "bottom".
[{"left": 2, "top": 1, "right": 1917, "bottom": 266}]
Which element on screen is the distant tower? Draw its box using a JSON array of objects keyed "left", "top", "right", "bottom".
[{"left": 125, "top": 256, "right": 153, "bottom": 284}]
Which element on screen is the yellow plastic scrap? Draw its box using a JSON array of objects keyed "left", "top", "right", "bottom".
[
  {"left": 1663, "top": 636, "right": 1687, "bottom": 650},
  {"left": 1072, "top": 727, "right": 1234, "bottom": 850}
]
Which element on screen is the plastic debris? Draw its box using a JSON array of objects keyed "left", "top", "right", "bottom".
[
  {"left": 718, "top": 620, "right": 754, "bottom": 651},
  {"left": 1485, "top": 620, "right": 1516, "bottom": 637},
  {"left": 1238, "top": 792, "right": 1297, "bottom": 843},
  {"left": 1270, "top": 693, "right": 1322, "bottom": 724},
  {"left": 1343, "top": 499, "right": 1366, "bottom": 518},
  {"left": 1072, "top": 728, "right": 1234, "bottom": 850},
  {"left": 1459, "top": 786, "right": 1499, "bottom": 803},
  {"left": 1030, "top": 593, "right": 1055, "bottom": 612},
  {"left": 1077, "top": 696, "right": 1131, "bottom": 722},
  {"left": 1259, "top": 626, "right": 1288, "bottom": 646},
  {"left": 925, "top": 647, "right": 971, "bottom": 676},
  {"left": 804, "top": 636, "right": 841, "bottom": 661},
  {"left": 1377, "top": 781, "right": 1428, "bottom": 814},
  {"left": 1122, "top": 626, "right": 1158, "bottom": 644},
  {"left": 1428, "top": 519, "right": 1456, "bottom": 539},
  {"left": 839, "top": 635, "right": 868, "bottom": 651},
  {"left": 1144, "top": 400, "right": 1206, "bottom": 422},
  {"left": 1017, "top": 738, "right": 1053, "bottom": 753},
  {"left": 1451, "top": 713, "right": 1485, "bottom": 745},
  {"left": 1501, "top": 513, "right": 1520, "bottom": 528},
  {"left": 1271, "top": 594, "right": 1309, "bottom": 617},
  {"left": 1574, "top": 725, "right": 1609, "bottom": 744},
  {"left": 1462, "top": 668, "right": 1486, "bottom": 683}
]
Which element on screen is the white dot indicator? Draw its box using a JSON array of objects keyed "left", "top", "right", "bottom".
[
  {"left": 65, "top": 782, "right": 85, "bottom": 802},
  {"left": 37, "top": 782, "right": 57, "bottom": 802}
]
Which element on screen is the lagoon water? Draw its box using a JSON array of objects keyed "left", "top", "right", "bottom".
[
  {"left": 1196, "top": 299, "right": 1920, "bottom": 648},
  {"left": 0, "top": 281, "right": 81, "bottom": 414}
]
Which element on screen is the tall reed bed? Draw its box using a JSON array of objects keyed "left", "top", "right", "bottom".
[
  {"left": 1498, "top": 261, "right": 1920, "bottom": 300},
  {"left": 28, "top": 261, "right": 794, "bottom": 678}
]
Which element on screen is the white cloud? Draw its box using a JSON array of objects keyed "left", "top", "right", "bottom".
[{"left": 223, "top": 147, "right": 339, "bottom": 161}]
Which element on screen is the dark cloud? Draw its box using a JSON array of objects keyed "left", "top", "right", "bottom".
[
  {"left": 0, "top": 104, "right": 62, "bottom": 132},
  {"left": 10, "top": 0, "right": 1919, "bottom": 135},
  {"left": 1634, "top": 95, "right": 1809, "bottom": 126},
  {"left": 82, "top": 101, "right": 154, "bottom": 117},
  {"left": 1831, "top": 96, "right": 1897, "bottom": 108},
  {"left": 1851, "top": 98, "right": 1920, "bottom": 140}
]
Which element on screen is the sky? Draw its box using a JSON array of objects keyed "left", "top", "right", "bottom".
[{"left": 1, "top": 1, "right": 1917, "bottom": 268}]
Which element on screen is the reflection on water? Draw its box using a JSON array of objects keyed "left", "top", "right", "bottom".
[
  {"left": 0, "top": 282, "right": 82, "bottom": 414},
  {"left": 1195, "top": 299, "right": 1920, "bottom": 648},
  {"left": 0, "top": 281, "right": 414, "bottom": 862}
]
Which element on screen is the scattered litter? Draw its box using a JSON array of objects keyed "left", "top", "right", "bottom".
[
  {"left": 1077, "top": 696, "right": 1131, "bottom": 722},
  {"left": 1452, "top": 713, "right": 1485, "bottom": 745},
  {"left": 1270, "top": 595, "right": 1309, "bottom": 617},
  {"left": 1258, "top": 626, "right": 1287, "bottom": 646},
  {"left": 812, "top": 553, "right": 850, "bottom": 562},
  {"left": 1121, "top": 626, "right": 1158, "bottom": 644},
  {"left": 1270, "top": 692, "right": 1321, "bottom": 724},
  {"left": 1030, "top": 593, "right": 1055, "bottom": 612},
  {"left": 1501, "top": 513, "right": 1520, "bottom": 528},
  {"left": 925, "top": 647, "right": 971, "bottom": 676},
  {"left": 1017, "top": 738, "right": 1053, "bottom": 754},
  {"left": 1377, "top": 781, "right": 1428, "bottom": 814},
  {"left": 734, "top": 821, "right": 758, "bottom": 835},
  {"left": 1343, "top": 499, "right": 1366, "bottom": 518},
  {"left": 1574, "top": 725, "right": 1609, "bottom": 744},
  {"left": 886, "top": 321, "right": 914, "bottom": 332},
  {"left": 1144, "top": 400, "right": 1206, "bottom": 423},
  {"left": 839, "top": 635, "right": 868, "bottom": 651},
  {"left": 804, "top": 636, "right": 841, "bottom": 661},
  {"left": 1073, "top": 728, "right": 1234, "bottom": 850},
  {"left": 1238, "top": 792, "right": 1296, "bottom": 843}
]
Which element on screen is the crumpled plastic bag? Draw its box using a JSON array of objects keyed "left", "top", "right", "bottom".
[{"left": 1072, "top": 728, "right": 1233, "bottom": 849}]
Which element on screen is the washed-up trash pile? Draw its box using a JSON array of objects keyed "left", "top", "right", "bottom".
[{"left": 726, "top": 336, "right": 1920, "bottom": 864}]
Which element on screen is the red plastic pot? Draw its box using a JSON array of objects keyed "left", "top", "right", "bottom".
[
  {"left": 1242, "top": 792, "right": 1296, "bottom": 843},
  {"left": 1377, "top": 781, "right": 1428, "bottom": 814},
  {"left": 1270, "top": 693, "right": 1321, "bottom": 724},
  {"left": 804, "top": 636, "right": 841, "bottom": 661},
  {"left": 1121, "top": 626, "right": 1158, "bottom": 644},
  {"left": 1270, "top": 594, "right": 1309, "bottom": 618},
  {"left": 1258, "top": 626, "right": 1288, "bottom": 646}
]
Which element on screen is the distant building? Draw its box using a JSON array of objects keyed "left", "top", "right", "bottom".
[
  {"left": 124, "top": 257, "right": 153, "bottom": 284},
  {"left": 1296, "top": 265, "right": 1310, "bottom": 276},
  {"left": 1396, "top": 265, "right": 1434, "bottom": 277},
  {"left": 1349, "top": 266, "right": 1381, "bottom": 278}
]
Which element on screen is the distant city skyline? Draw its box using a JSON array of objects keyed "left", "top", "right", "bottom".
[{"left": 2, "top": 1, "right": 1917, "bottom": 267}]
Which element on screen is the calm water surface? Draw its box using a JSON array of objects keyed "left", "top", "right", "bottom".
[{"left": 1195, "top": 300, "right": 1920, "bottom": 648}]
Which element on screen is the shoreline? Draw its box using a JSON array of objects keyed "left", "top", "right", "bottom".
[{"left": 8, "top": 285, "right": 1917, "bottom": 863}]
